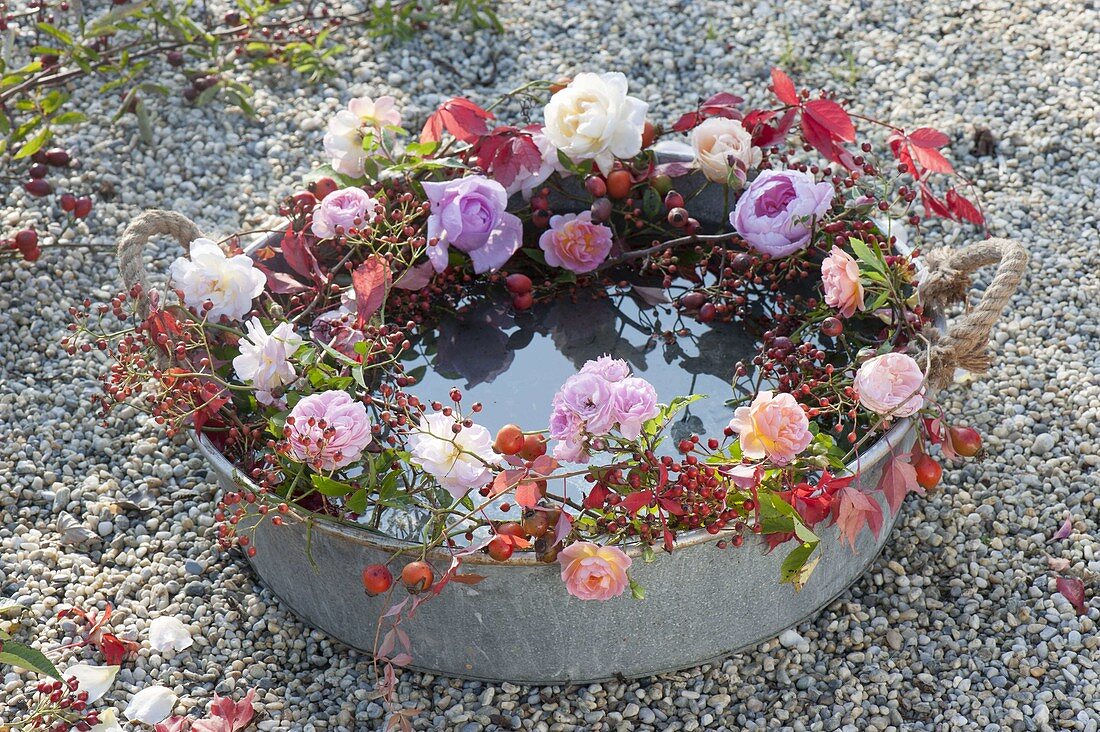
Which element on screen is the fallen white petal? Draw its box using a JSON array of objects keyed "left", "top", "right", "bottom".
[
  {"left": 124, "top": 685, "right": 178, "bottom": 724},
  {"left": 65, "top": 664, "right": 119, "bottom": 703},
  {"left": 148, "top": 616, "right": 194, "bottom": 652},
  {"left": 90, "top": 708, "right": 124, "bottom": 732}
]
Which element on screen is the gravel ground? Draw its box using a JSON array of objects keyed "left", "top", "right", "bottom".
[{"left": 3, "top": 1, "right": 1099, "bottom": 730}]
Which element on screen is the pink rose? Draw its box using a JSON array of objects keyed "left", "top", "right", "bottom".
[
  {"left": 558, "top": 542, "right": 632, "bottom": 601},
  {"left": 422, "top": 176, "right": 523, "bottom": 274},
  {"left": 731, "top": 169, "right": 834, "bottom": 257},
  {"left": 579, "top": 355, "right": 630, "bottom": 383},
  {"left": 727, "top": 389, "right": 812, "bottom": 465},
  {"left": 854, "top": 353, "right": 925, "bottom": 417},
  {"left": 612, "top": 377, "right": 659, "bottom": 440},
  {"left": 821, "top": 246, "right": 866, "bottom": 318},
  {"left": 311, "top": 187, "right": 378, "bottom": 239},
  {"left": 538, "top": 211, "right": 614, "bottom": 274},
  {"left": 284, "top": 390, "right": 372, "bottom": 471},
  {"left": 555, "top": 372, "right": 617, "bottom": 435}
]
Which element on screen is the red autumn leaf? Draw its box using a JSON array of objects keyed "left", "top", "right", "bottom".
[
  {"left": 911, "top": 144, "right": 954, "bottom": 175},
  {"left": 473, "top": 127, "right": 542, "bottom": 190},
  {"left": 749, "top": 108, "right": 797, "bottom": 149},
  {"left": 254, "top": 263, "right": 309, "bottom": 295},
  {"left": 699, "top": 92, "right": 744, "bottom": 119},
  {"left": 1056, "top": 576, "right": 1088, "bottom": 616},
  {"left": 782, "top": 483, "right": 834, "bottom": 528},
  {"left": 351, "top": 254, "right": 392, "bottom": 322},
  {"left": 584, "top": 482, "right": 611, "bottom": 509},
  {"left": 877, "top": 452, "right": 924, "bottom": 514},
  {"left": 907, "top": 127, "right": 950, "bottom": 149},
  {"left": 946, "top": 188, "right": 984, "bottom": 225},
  {"left": 921, "top": 184, "right": 952, "bottom": 219},
  {"left": 801, "top": 113, "right": 847, "bottom": 166},
  {"left": 420, "top": 97, "right": 495, "bottom": 145},
  {"left": 621, "top": 490, "right": 654, "bottom": 515},
  {"left": 1050, "top": 514, "right": 1074, "bottom": 541},
  {"left": 191, "top": 690, "right": 256, "bottom": 732},
  {"left": 514, "top": 482, "right": 542, "bottom": 509},
  {"left": 804, "top": 98, "right": 855, "bottom": 142},
  {"left": 888, "top": 133, "right": 917, "bottom": 175},
  {"left": 663, "top": 527, "right": 675, "bottom": 553},
  {"left": 489, "top": 469, "right": 523, "bottom": 498},
  {"left": 192, "top": 380, "right": 230, "bottom": 433},
  {"left": 529, "top": 454, "right": 558, "bottom": 477},
  {"left": 280, "top": 226, "right": 319, "bottom": 280},
  {"left": 155, "top": 718, "right": 193, "bottom": 732},
  {"left": 832, "top": 486, "right": 884, "bottom": 548},
  {"left": 97, "top": 632, "right": 139, "bottom": 666},
  {"left": 393, "top": 261, "right": 434, "bottom": 291},
  {"left": 770, "top": 68, "right": 799, "bottom": 106},
  {"left": 552, "top": 510, "right": 574, "bottom": 545},
  {"left": 923, "top": 418, "right": 958, "bottom": 459},
  {"left": 658, "top": 497, "right": 685, "bottom": 516},
  {"left": 671, "top": 110, "right": 703, "bottom": 133}
]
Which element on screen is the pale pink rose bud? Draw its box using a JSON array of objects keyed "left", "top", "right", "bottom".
[
  {"left": 854, "top": 353, "right": 925, "bottom": 417},
  {"left": 727, "top": 389, "right": 812, "bottom": 465},
  {"left": 821, "top": 245, "right": 866, "bottom": 318},
  {"left": 557, "top": 542, "right": 632, "bottom": 601}
]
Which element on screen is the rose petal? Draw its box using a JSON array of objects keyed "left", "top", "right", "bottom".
[
  {"left": 66, "top": 664, "right": 119, "bottom": 703},
  {"left": 1055, "top": 576, "right": 1088, "bottom": 616},
  {"left": 90, "top": 708, "right": 124, "bottom": 732},
  {"left": 149, "top": 616, "right": 194, "bottom": 652},
  {"left": 124, "top": 685, "right": 178, "bottom": 724},
  {"left": 1050, "top": 514, "right": 1073, "bottom": 541}
]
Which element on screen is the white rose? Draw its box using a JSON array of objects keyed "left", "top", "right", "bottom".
[
  {"left": 690, "top": 117, "right": 761, "bottom": 184},
  {"left": 407, "top": 412, "right": 497, "bottom": 500},
  {"left": 169, "top": 238, "right": 266, "bottom": 322},
  {"left": 232, "top": 318, "right": 303, "bottom": 405},
  {"left": 506, "top": 129, "right": 568, "bottom": 199},
  {"left": 542, "top": 72, "right": 648, "bottom": 175},
  {"left": 322, "top": 96, "right": 402, "bottom": 178}
]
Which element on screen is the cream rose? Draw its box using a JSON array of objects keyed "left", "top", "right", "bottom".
[
  {"left": 690, "top": 117, "right": 761, "bottom": 184},
  {"left": 542, "top": 72, "right": 648, "bottom": 175},
  {"left": 169, "top": 238, "right": 266, "bottom": 322}
]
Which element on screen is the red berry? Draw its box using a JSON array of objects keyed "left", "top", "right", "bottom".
[
  {"left": 44, "top": 148, "right": 71, "bottom": 167},
  {"left": 529, "top": 194, "right": 549, "bottom": 211},
  {"left": 494, "top": 424, "right": 525, "bottom": 455},
  {"left": 667, "top": 207, "right": 689, "bottom": 228},
  {"left": 312, "top": 177, "right": 338, "bottom": 199},
  {"left": 531, "top": 208, "right": 551, "bottom": 228},
  {"left": 14, "top": 229, "right": 38, "bottom": 252},
  {"left": 680, "top": 292, "right": 706, "bottom": 311},
  {"left": 949, "top": 426, "right": 983, "bottom": 457},
  {"left": 821, "top": 317, "right": 843, "bottom": 337},
  {"left": 606, "top": 170, "right": 633, "bottom": 199},
  {"left": 24, "top": 179, "right": 53, "bottom": 197},
  {"left": 504, "top": 273, "right": 532, "bottom": 295},
  {"left": 664, "top": 190, "right": 685, "bottom": 211},
  {"left": 697, "top": 303, "right": 716, "bottom": 323},
  {"left": 512, "top": 292, "right": 533, "bottom": 311},
  {"left": 521, "top": 510, "right": 550, "bottom": 538},
  {"left": 497, "top": 521, "right": 525, "bottom": 538},
  {"left": 166, "top": 50, "right": 184, "bottom": 67},
  {"left": 518, "top": 434, "right": 547, "bottom": 460},
  {"left": 60, "top": 193, "right": 77, "bottom": 212},
  {"left": 486, "top": 536, "right": 514, "bottom": 561},
  {"left": 590, "top": 197, "right": 612, "bottom": 222},
  {"left": 584, "top": 176, "right": 607, "bottom": 198},
  {"left": 29, "top": 163, "right": 48, "bottom": 179},
  {"left": 913, "top": 453, "right": 942, "bottom": 490},
  {"left": 361, "top": 564, "right": 393, "bottom": 596},
  {"left": 290, "top": 191, "right": 317, "bottom": 214},
  {"left": 73, "top": 197, "right": 93, "bottom": 218},
  {"left": 401, "top": 561, "right": 434, "bottom": 594}
]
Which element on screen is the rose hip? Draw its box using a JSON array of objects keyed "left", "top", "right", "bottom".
[
  {"left": 494, "top": 424, "right": 525, "bottom": 455},
  {"left": 401, "top": 561, "right": 434, "bottom": 593},
  {"left": 361, "top": 564, "right": 393, "bottom": 596}
]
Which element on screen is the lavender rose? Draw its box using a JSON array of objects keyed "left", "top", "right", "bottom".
[
  {"left": 731, "top": 169, "right": 834, "bottom": 257},
  {"left": 612, "top": 377, "right": 659, "bottom": 440},
  {"left": 311, "top": 187, "right": 377, "bottom": 239},
  {"left": 422, "top": 175, "right": 523, "bottom": 274}
]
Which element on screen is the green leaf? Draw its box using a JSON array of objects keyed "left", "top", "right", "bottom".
[
  {"left": 346, "top": 488, "right": 368, "bottom": 515},
  {"left": 779, "top": 542, "right": 821, "bottom": 591},
  {"left": 51, "top": 111, "right": 87, "bottom": 125},
  {"left": 848, "top": 236, "right": 884, "bottom": 274},
  {"left": 0, "top": 642, "right": 61, "bottom": 679},
  {"left": 85, "top": 0, "right": 152, "bottom": 37},
  {"left": 628, "top": 575, "right": 645, "bottom": 600},
  {"left": 36, "top": 22, "right": 74, "bottom": 46},
  {"left": 310, "top": 474, "right": 353, "bottom": 497},
  {"left": 14, "top": 126, "right": 51, "bottom": 160},
  {"left": 642, "top": 186, "right": 662, "bottom": 219}
]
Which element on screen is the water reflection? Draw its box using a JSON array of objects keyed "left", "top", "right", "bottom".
[{"left": 407, "top": 286, "right": 761, "bottom": 443}]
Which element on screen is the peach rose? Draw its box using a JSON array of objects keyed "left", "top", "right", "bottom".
[
  {"left": 690, "top": 117, "right": 761, "bottom": 185},
  {"left": 854, "top": 353, "right": 925, "bottom": 417},
  {"left": 727, "top": 390, "right": 812, "bottom": 465},
  {"left": 557, "top": 542, "right": 632, "bottom": 601},
  {"left": 821, "top": 246, "right": 866, "bottom": 318}
]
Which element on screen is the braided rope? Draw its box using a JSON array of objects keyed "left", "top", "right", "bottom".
[
  {"left": 917, "top": 238, "right": 1028, "bottom": 391},
  {"left": 117, "top": 210, "right": 204, "bottom": 320}
]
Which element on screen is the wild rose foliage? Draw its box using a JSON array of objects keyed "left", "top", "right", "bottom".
[{"left": 70, "top": 70, "right": 991, "bottom": 624}]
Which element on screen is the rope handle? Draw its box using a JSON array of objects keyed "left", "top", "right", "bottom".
[
  {"left": 117, "top": 209, "right": 204, "bottom": 320},
  {"left": 917, "top": 237, "right": 1028, "bottom": 391}
]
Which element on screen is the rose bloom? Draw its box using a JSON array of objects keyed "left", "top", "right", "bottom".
[
  {"left": 821, "top": 246, "right": 866, "bottom": 318},
  {"left": 169, "top": 238, "right": 266, "bottom": 322},
  {"left": 731, "top": 169, "right": 834, "bottom": 258},
  {"left": 538, "top": 211, "right": 614, "bottom": 274},
  {"left": 555, "top": 371, "right": 618, "bottom": 435},
  {"left": 422, "top": 176, "right": 523, "bottom": 274},
  {"left": 579, "top": 355, "right": 630, "bottom": 383},
  {"left": 542, "top": 72, "right": 648, "bottom": 175},
  {"left": 232, "top": 318, "right": 304, "bottom": 405},
  {"left": 728, "top": 389, "right": 812, "bottom": 465},
  {"left": 323, "top": 96, "right": 402, "bottom": 177},
  {"left": 611, "top": 377, "right": 659, "bottom": 440},
  {"left": 690, "top": 117, "right": 761, "bottom": 185},
  {"left": 407, "top": 411, "right": 497, "bottom": 499},
  {"left": 284, "top": 390, "right": 372, "bottom": 471},
  {"left": 311, "top": 187, "right": 378, "bottom": 239},
  {"left": 558, "top": 542, "right": 632, "bottom": 601},
  {"left": 549, "top": 404, "right": 589, "bottom": 463},
  {"left": 854, "top": 353, "right": 925, "bottom": 417}
]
